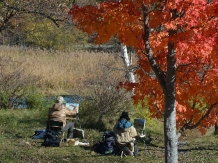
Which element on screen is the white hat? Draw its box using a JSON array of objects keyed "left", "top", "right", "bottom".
[{"left": 56, "top": 96, "right": 66, "bottom": 104}]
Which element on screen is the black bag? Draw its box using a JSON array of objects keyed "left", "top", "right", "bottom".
[
  {"left": 93, "top": 131, "right": 116, "bottom": 155},
  {"left": 73, "top": 128, "right": 84, "bottom": 139},
  {"left": 41, "top": 129, "right": 60, "bottom": 147}
]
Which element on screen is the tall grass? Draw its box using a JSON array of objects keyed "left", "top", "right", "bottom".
[
  {"left": 0, "top": 45, "right": 126, "bottom": 95},
  {"left": 0, "top": 45, "right": 136, "bottom": 128}
]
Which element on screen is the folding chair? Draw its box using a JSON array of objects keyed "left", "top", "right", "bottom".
[
  {"left": 115, "top": 139, "right": 136, "bottom": 158},
  {"left": 48, "top": 120, "right": 65, "bottom": 144},
  {"left": 133, "top": 118, "right": 146, "bottom": 153}
]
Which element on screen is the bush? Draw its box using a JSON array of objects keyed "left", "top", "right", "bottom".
[
  {"left": 79, "top": 86, "right": 133, "bottom": 131},
  {"left": 0, "top": 55, "right": 41, "bottom": 109},
  {"left": 25, "top": 86, "right": 52, "bottom": 110},
  {"left": 0, "top": 92, "right": 11, "bottom": 108},
  {"left": 134, "top": 97, "right": 163, "bottom": 135}
]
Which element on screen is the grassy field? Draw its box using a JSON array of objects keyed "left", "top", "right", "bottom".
[
  {"left": 0, "top": 46, "right": 218, "bottom": 163},
  {"left": 0, "top": 109, "right": 218, "bottom": 163}
]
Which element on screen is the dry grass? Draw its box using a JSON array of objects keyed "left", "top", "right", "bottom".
[{"left": 0, "top": 46, "right": 126, "bottom": 95}]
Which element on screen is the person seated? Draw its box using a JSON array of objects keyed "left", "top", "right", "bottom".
[
  {"left": 48, "top": 96, "right": 78, "bottom": 140},
  {"left": 113, "top": 111, "right": 137, "bottom": 155}
]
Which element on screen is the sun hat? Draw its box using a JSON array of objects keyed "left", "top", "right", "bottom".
[{"left": 56, "top": 96, "right": 66, "bottom": 104}]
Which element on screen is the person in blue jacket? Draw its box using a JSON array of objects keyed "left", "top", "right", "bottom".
[{"left": 113, "top": 112, "right": 137, "bottom": 155}]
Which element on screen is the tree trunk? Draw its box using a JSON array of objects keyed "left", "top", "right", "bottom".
[
  {"left": 142, "top": 4, "right": 178, "bottom": 162},
  {"left": 121, "top": 44, "right": 135, "bottom": 95},
  {"left": 164, "top": 96, "right": 178, "bottom": 163},
  {"left": 215, "top": 123, "right": 218, "bottom": 135},
  {"left": 120, "top": 44, "right": 136, "bottom": 83},
  {"left": 164, "top": 41, "right": 178, "bottom": 163}
]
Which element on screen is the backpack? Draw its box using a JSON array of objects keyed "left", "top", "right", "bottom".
[
  {"left": 41, "top": 129, "right": 60, "bottom": 147},
  {"left": 93, "top": 131, "right": 116, "bottom": 155}
]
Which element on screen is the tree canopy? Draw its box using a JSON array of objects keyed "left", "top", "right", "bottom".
[
  {"left": 0, "top": 0, "right": 88, "bottom": 49},
  {"left": 70, "top": 0, "right": 218, "bottom": 134}
]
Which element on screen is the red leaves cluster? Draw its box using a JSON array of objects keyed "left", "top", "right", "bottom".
[{"left": 69, "top": 0, "right": 218, "bottom": 134}]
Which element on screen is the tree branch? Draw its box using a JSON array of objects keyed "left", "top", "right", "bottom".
[
  {"left": 141, "top": 4, "right": 166, "bottom": 90},
  {"left": 0, "top": 0, "right": 66, "bottom": 28},
  {"left": 177, "top": 102, "right": 218, "bottom": 138}
]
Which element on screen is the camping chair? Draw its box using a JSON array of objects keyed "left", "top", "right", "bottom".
[
  {"left": 133, "top": 118, "right": 146, "bottom": 153},
  {"left": 48, "top": 120, "right": 65, "bottom": 144},
  {"left": 115, "top": 138, "right": 136, "bottom": 158},
  {"left": 114, "top": 127, "right": 137, "bottom": 157}
]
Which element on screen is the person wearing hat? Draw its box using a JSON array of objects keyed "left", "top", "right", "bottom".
[
  {"left": 48, "top": 96, "right": 78, "bottom": 139},
  {"left": 113, "top": 111, "right": 137, "bottom": 156}
]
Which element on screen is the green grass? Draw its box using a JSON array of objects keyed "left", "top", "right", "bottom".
[{"left": 0, "top": 109, "right": 218, "bottom": 163}]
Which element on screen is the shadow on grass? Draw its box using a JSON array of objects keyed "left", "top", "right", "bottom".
[{"left": 178, "top": 146, "right": 218, "bottom": 153}]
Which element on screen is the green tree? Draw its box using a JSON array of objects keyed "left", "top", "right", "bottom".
[
  {"left": 0, "top": 0, "right": 88, "bottom": 49},
  {"left": 24, "top": 18, "right": 88, "bottom": 50}
]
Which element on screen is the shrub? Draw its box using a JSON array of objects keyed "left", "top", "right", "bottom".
[
  {"left": 79, "top": 86, "right": 133, "bottom": 131},
  {"left": 25, "top": 86, "right": 50, "bottom": 110},
  {"left": 134, "top": 97, "right": 163, "bottom": 135},
  {"left": 0, "top": 55, "right": 41, "bottom": 109}
]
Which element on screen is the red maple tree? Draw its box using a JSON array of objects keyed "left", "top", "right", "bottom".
[{"left": 69, "top": 0, "right": 218, "bottom": 162}]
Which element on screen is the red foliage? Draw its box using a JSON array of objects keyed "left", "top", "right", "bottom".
[{"left": 69, "top": 0, "right": 218, "bottom": 134}]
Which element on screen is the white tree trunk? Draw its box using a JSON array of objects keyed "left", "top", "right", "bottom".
[{"left": 120, "top": 44, "right": 136, "bottom": 83}]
